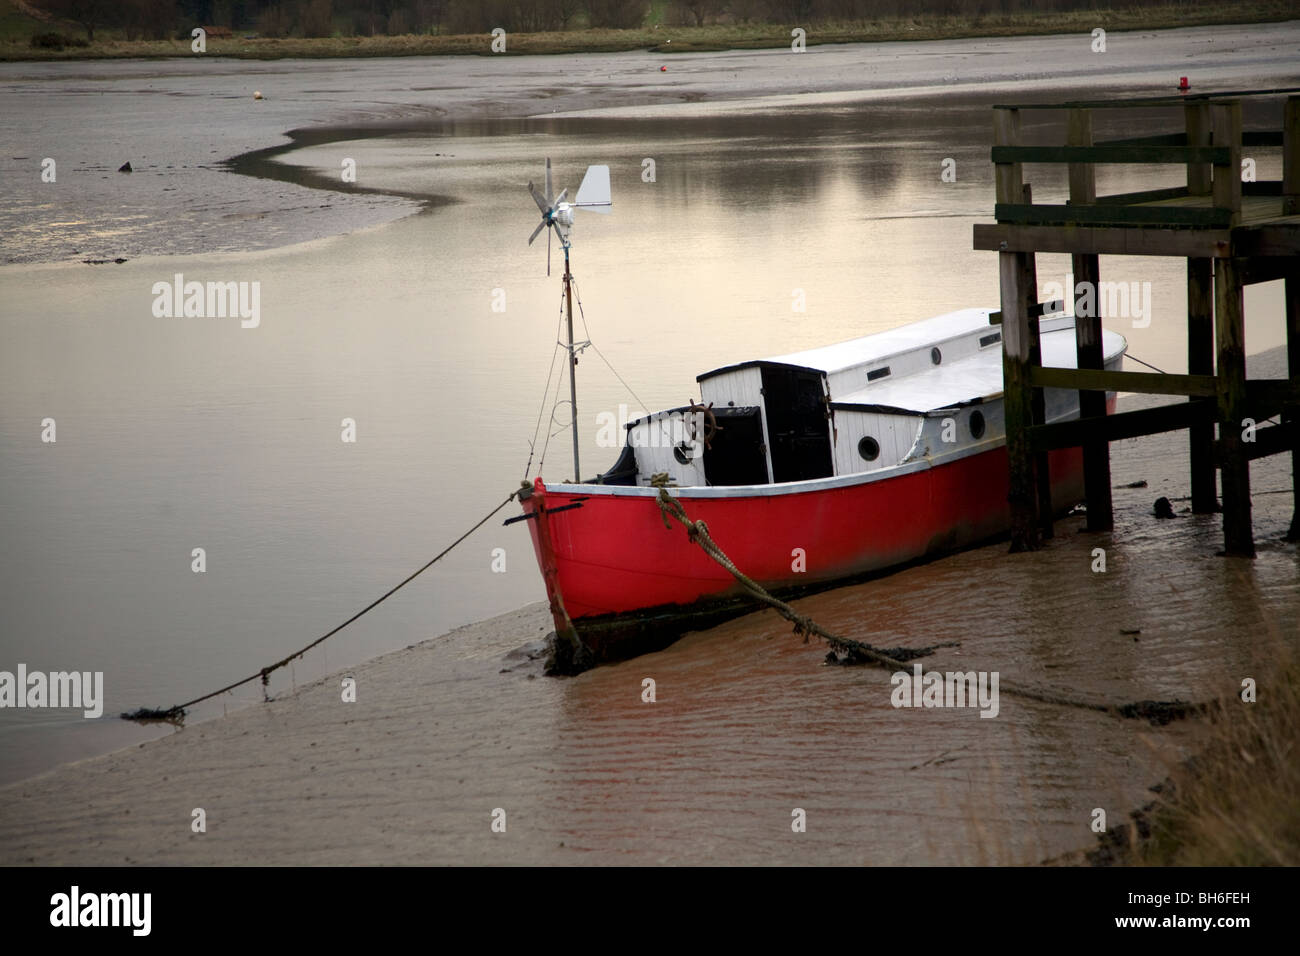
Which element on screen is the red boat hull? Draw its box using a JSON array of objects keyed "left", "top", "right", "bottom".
[{"left": 521, "top": 436, "right": 1098, "bottom": 666}]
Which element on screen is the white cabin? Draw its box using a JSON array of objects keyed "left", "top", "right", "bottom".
[{"left": 600, "top": 308, "right": 1126, "bottom": 488}]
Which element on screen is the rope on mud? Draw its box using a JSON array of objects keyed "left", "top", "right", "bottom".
[
  {"left": 121, "top": 490, "right": 522, "bottom": 724},
  {"left": 652, "top": 483, "right": 1203, "bottom": 725}
]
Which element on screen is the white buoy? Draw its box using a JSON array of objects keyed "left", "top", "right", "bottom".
[{"left": 253, "top": 91, "right": 263, "bottom": 100}]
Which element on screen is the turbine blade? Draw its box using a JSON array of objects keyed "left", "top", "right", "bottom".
[
  {"left": 528, "top": 183, "right": 549, "bottom": 214},
  {"left": 529, "top": 218, "right": 546, "bottom": 245},
  {"left": 545, "top": 158, "right": 553, "bottom": 205},
  {"left": 553, "top": 188, "right": 568, "bottom": 206}
]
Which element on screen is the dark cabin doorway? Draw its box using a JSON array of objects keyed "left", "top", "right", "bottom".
[
  {"left": 760, "top": 366, "right": 833, "bottom": 482},
  {"left": 701, "top": 406, "right": 769, "bottom": 486}
]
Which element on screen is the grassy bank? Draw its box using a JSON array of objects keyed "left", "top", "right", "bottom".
[
  {"left": 1089, "top": 650, "right": 1300, "bottom": 866},
  {"left": 2, "top": 2, "right": 1297, "bottom": 61}
]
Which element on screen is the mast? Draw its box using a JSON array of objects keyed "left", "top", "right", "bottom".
[
  {"left": 563, "top": 243, "right": 580, "bottom": 480},
  {"left": 526, "top": 159, "right": 611, "bottom": 482}
]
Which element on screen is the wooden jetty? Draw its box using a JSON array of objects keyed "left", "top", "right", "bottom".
[{"left": 974, "top": 88, "right": 1300, "bottom": 556}]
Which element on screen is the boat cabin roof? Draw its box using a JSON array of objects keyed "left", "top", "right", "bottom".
[
  {"left": 698, "top": 308, "right": 1127, "bottom": 414},
  {"left": 763, "top": 307, "right": 998, "bottom": 376},
  {"left": 833, "top": 319, "right": 1127, "bottom": 412},
  {"left": 697, "top": 308, "right": 997, "bottom": 382}
]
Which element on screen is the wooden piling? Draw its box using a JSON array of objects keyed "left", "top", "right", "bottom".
[
  {"left": 1022, "top": 185, "right": 1054, "bottom": 538},
  {"left": 1211, "top": 102, "right": 1253, "bottom": 556},
  {"left": 1001, "top": 250, "right": 1039, "bottom": 552},
  {"left": 1184, "top": 101, "right": 1213, "bottom": 198},
  {"left": 1285, "top": 96, "right": 1300, "bottom": 541},
  {"left": 995, "top": 107, "right": 1040, "bottom": 551},
  {"left": 1185, "top": 102, "right": 1218, "bottom": 514},
  {"left": 1187, "top": 257, "right": 1218, "bottom": 513},
  {"left": 1287, "top": 272, "right": 1299, "bottom": 541},
  {"left": 1067, "top": 107, "right": 1112, "bottom": 532},
  {"left": 1283, "top": 96, "right": 1299, "bottom": 218},
  {"left": 1215, "top": 256, "right": 1253, "bottom": 556}
]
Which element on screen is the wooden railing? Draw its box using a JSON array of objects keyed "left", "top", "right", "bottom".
[{"left": 977, "top": 88, "right": 1300, "bottom": 252}]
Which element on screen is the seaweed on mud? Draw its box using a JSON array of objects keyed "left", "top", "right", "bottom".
[
  {"left": 824, "top": 642, "right": 956, "bottom": 666},
  {"left": 1115, "top": 699, "right": 1208, "bottom": 726},
  {"left": 119, "top": 706, "right": 186, "bottom": 726}
]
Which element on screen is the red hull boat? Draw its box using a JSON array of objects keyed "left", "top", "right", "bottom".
[{"left": 518, "top": 308, "right": 1126, "bottom": 669}]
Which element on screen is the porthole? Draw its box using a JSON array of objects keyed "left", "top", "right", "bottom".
[
  {"left": 931, "top": 347, "right": 942, "bottom": 365},
  {"left": 858, "top": 436, "right": 880, "bottom": 462},
  {"left": 969, "top": 410, "right": 986, "bottom": 440}
]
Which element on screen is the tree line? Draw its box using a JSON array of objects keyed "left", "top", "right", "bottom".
[{"left": 32, "top": 0, "right": 1206, "bottom": 42}]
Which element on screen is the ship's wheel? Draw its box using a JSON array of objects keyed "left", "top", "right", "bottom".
[{"left": 687, "top": 400, "right": 721, "bottom": 450}]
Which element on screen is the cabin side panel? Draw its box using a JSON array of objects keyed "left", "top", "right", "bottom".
[
  {"left": 628, "top": 412, "right": 708, "bottom": 486},
  {"left": 699, "top": 366, "right": 763, "bottom": 412},
  {"left": 831, "top": 410, "right": 923, "bottom": 475}
]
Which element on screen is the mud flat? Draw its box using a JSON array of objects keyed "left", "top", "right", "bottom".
[{"left": 3, "top": 21, "right": 1298, "bottom": 263}]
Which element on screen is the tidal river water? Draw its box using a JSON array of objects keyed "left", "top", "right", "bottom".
[{"left": 1, "top": 27, "right": 1298, "bottom": 863}]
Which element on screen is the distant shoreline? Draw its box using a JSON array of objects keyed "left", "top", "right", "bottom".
[{"left": 4, "top": 5, "right": 1297, "bottom": 62}]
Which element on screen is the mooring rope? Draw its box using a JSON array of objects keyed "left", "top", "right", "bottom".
[
  {"left": 1125, "top": 353, "right": 1168, "bottom": 374},
  {"left": 652, "top": 482, "right": 1203, "bottom": 725},
  {"left": 122, "top": 490, "right": 522, "bottom": 724}
]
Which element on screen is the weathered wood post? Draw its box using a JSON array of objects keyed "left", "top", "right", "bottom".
[
  {"left": 1211, "top": 101, "right": 1253, "bottom": 556},
  {"left": 1284, "top": 95, "right": 1300, "bottom": 540},
  {"left": 994, "top": 107, "right": 1040, "bottom": 551},
  {"left": 1185, "top": 101, "right": 1218, "bottom": 514},
  {"left": 1287, "top": 269, "right": 1299, "bottom": 542},
  {"left": 1067, "top": 107, "right": 1112, "bottom": 531},
  {"left": 1021, "top": 183, "right": 1054, "bottom": 538},
  {"left": 1284, "top": 95, "right": 1300, "bottom": 219}
]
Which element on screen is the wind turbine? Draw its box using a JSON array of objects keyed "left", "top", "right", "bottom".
[{"left": 527, "top": 159, "right": 612, "bottom": 480}]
